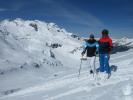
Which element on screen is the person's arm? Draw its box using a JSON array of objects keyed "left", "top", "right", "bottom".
[
  {"left": 109, "top": 39, "right": 113, "bottom": 46},
  {"left": 81, "top": 47, "right": 87, "bottom": 56},
  {"left": 81, "top": 41, "right": 87, "bottom": 56},
  {"left": 109, "top": 38, "right": 113, "bottom": 51},
  {"left": 95, "top": 42, "right": 99, "bottom": 54}
]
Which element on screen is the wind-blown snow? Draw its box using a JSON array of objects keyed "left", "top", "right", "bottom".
[{"left": 0, "top": 19, "right": 133, "bottom": 100}]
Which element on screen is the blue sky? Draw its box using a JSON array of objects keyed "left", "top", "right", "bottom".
[{"left": 0, "top": 0, "right": 133, "bottom": 38}]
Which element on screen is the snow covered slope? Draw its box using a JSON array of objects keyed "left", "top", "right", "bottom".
[
  {"left": 0, "top": 18, "right": 81, "bottom": 97},
  {"left": 0, "top": 18, "right": 81, "bottom": 72},
  {"left": 0, "top": 19, "right": 133, "bottom": 100}
]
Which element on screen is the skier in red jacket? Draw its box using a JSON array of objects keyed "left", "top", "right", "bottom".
[{"left": 98, "top": 29, "right": 113, "bottom": 78}]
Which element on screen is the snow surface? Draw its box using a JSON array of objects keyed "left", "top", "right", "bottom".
[{"left": 0, "top": 19, "right": 133, "bottom": 100}]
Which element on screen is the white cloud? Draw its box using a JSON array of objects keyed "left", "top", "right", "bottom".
[
  {"left": 0, "top": 8, "right": 8, "bottom": 11},
  {"left": 47, "top": 1, "right": 105, "bottom": 29},
  {"left": 0, "top": 8, "right": 20, "bottom": 12}
]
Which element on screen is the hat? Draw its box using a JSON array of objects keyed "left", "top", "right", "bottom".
[
  {"left": 90, "top": 34, "right": 94, "bottom": 38},
  {"left": 102, "top": 29, "right": 109, "bottom": 35}
]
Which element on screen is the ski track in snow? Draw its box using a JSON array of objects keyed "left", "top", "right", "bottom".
[{"left": 1, "top": 50, "right": 133, "bottom": 100}]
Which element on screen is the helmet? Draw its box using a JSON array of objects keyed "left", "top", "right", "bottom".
[
  {"left": 102, "top": 29, "right": 109, "bottom": 35},
  {"left": 90, "top": 34, "right": 94, "bottom": 38}
]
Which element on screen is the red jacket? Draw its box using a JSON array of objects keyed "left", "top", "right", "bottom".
[
  {"left": 99, "top": 35, "right": 113, "bottom": 53},
  {"left": 99, "top": 36, "right": 113, "bottom": 46}
]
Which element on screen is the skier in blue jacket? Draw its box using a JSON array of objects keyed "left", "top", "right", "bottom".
[{"left": 81, "top": 34, "right": 99, "bottom": 74}]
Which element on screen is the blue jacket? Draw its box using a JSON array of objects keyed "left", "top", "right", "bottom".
[{"left": 82, "top": 39, "right": 99, "bottom": 57}]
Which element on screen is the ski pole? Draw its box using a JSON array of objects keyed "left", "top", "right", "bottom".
[
  {"left": 93, "top": 55, "right": 96, "bottom": 77},
  {"left": 94, "top": 54, "right": 99, "bottom": 81},
  {"left": 78, "top": 56, "right": 83, "bottom": 78}
]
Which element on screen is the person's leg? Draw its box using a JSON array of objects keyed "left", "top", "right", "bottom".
[
  {"left": 87, "top": 57, "right": 92, "bottom": 71},
  {"left": 90, "top": 56, "right": 95, "bottom": 72},
  {"left": 99, "top": 54, "right": 105, "bottom": 72},
  {"left": 104, "top": 54, "right": 111, "bottom": 74}
]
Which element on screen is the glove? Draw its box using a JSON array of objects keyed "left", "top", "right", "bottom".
[
  {"left": 95, "top": 51, "right": 98, "bottom": 55},
  {"left": 81, "top": 52, "right": 85, "bottom": 56}
]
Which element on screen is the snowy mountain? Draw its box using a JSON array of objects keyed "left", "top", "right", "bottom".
[
  {"left": 0, "top": 19, "right": 133, "bottom": 100},
  {"left": 112, "top": 38, "right": 133, "bottom": 54},
  {"left": 0, "top": 18, "right": 80, "bottom": 72}
]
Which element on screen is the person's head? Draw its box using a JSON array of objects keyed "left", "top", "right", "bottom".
[
  {"left": 89, "top": 34, "right": 94, "bottom": 40},
  {"left": 102, "top": 29, "right": 109, "bottom": 36}
]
